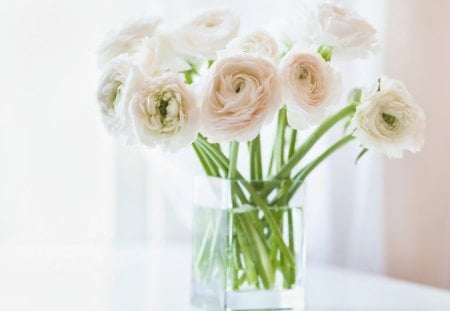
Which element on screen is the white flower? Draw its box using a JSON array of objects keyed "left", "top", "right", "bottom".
[
  {"left": 97, "top": 16, "right": 161, "bottom": 68},
  {"left": 287, "top": 2, "right": 378, "bottom": 60},
  {"left": 129, "top": 73, "right": 200, "bottom": 151},
  {"left": 133, "top": 34, "right": 191, "bottom": 75},
  {"left": 226, "top": 30, "right": 279, "bottom": 60},
  {"left": 200, "top": 54, "right": 281, "bottom": 142},
  {"left": 175, "top": 8, "right": 240, "bottom": 59},
  {"left": 281, "top": 47, "right": 342, "bottom": 129},
  {"left": 353, "top": 77, "right": 426, "bottom": 158},
  {"left": 97, "top": 54, "right": 140, "bottom": 138}
]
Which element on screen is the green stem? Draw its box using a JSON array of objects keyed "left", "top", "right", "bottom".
[
  {"left": 248, "top": 136, "right": 262, "bottom": 180},
  {"left": 276, "top": 108, "right": 288, "bottom": 171},
  {"left": 254, "top": 135, "right": 263, "bottom": 179},
  {"left": 192, "top": 142, "right": 219, "bottom": 177},
  {"left": 268, "top": 108, "right": 287, "bottom": 177},
  {"left": 267, "top": 151, "right": 274, "bottom": 178},
  {"left": 288, "top": 129, "right": 297, "bottom": 160},
  {"left": 195, "top": 139, "right": 248, "bottom": 205},
  {"left": 239, "top": 179, "right": 295, "bottom": 267},
  {"left": 249, "top": 140, "right": 255, "bottom": 180},
  {"left": 196, "top": 136, "right": 295, "bottom": 267},
  {"left": 296, "top": 135, "right": 355, "bottom": 181},
  {"left": 272, "top": 134, "right": 356, "bottom": 206},
  {"left": 228, "top": 141, "right": 239, "bottom": 179},
  {"left": 271, "top": 104, "right": 356, "bottom": 181},
  {"left": 235, "top": 219, "right": 258, "bottom": 286},
  {"left": 232, "top": 237, "right": 241, "bottom": 290},
  {"left": 240, "top": 213, "right": 274, "bottom": 288},
  {"left": 287, "top": 210, "right": 295, "bottom": 287}
]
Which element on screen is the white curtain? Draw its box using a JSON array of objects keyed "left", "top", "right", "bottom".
[
  {"left": 0, "top": 0, "right": 119, "bottom": 245},
  {"left": 383, "top": 0, "right": 450, "bottom": 290}
]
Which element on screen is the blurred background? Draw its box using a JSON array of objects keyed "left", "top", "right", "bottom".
[{"left": 0, "top": 0, "right": 449, "bottom": 306}]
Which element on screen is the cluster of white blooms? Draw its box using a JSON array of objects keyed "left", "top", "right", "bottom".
[{"left": 96, "top": 3, "right": 425, "bottom": 157}]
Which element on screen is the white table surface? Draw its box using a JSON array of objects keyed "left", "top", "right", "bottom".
[{"left": 0, "top": 246, "right": 449, "bottom": 311}]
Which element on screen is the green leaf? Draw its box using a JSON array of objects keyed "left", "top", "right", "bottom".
[
  {"left": 342, "top": 117, "right": 352, "bottom": 134},
  {"left": 317, "top": 45, "right": 333, "bottom": 62},
  {"left": 348, "top": 88, "right": 362, "bottom": 105},
  {"left": 355, "top": 148, "right": 369, "bottom": 165}
]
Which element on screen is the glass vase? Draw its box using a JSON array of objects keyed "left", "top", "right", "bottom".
[{"left": 191, "top": 176, "right": 306, "bottom": 311}]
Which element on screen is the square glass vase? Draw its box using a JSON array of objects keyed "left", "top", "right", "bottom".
[{"left": 191, "top": 176, "right": 306, "bottom": 311}]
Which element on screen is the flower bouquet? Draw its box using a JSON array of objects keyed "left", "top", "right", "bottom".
[{"left": 96, "top": 3, "right": 425, "bottom": 310}]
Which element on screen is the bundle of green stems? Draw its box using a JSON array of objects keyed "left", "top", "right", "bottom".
[{"left": 193, "top": 102, "right": 358, "bottom": 290}]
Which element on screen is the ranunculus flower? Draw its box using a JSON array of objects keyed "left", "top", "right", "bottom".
[
  {"left": 280, "top": 48, "right": 342, "bottom": 129},
  {"left": 97, "top": 16, "right": 161, "bottom": 68},
  {"left": 200, "top": 54, "right": 281, "bottom": 142},
  {"left": 353, "top": 77, "right": 426, "bottom": 158},
  {"left": 133, "top": 34, "right": 191, "bottom": 75},
  {"left": 129, "top": 73, "right": 200, "bottom": 151},
  {"left": 175, "top": 8, "right": 240, "bottom": 59},
  {"left": 226, "top": 30, "right": 279, "bottom": 60},
  {"left": 285, "top": 2, "right": 377, "bottom": 60},
  {"left": 97, "top": 54, "right": 140, "bottom": 138}
]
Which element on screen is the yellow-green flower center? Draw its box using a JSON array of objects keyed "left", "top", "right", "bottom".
[
  {"left": 148, "top": 90, "right": 183, "bottom": 134},
  {"left": 382, "top": 112, "right": 398, "bottom": 129},
  {"left": 108, "top": 81, "right": 122, "bottom": 110}
]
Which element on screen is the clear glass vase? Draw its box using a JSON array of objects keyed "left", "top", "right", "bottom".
[{"left": 191, "top": 176, "right": 306, "bottom": 311}]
